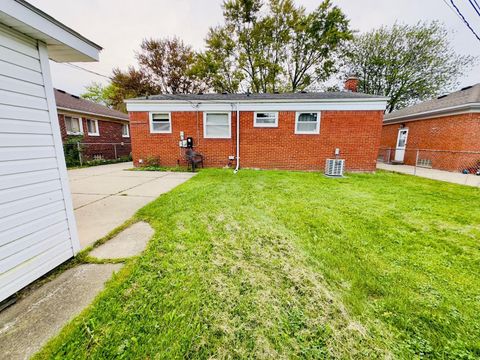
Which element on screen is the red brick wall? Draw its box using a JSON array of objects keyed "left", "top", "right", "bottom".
[
  {"left": 380, "top": 113, "right": 480, "bottom": 171},
  {"left": 58, "top": 113, "right": 131, "bottom": 159},
  {"left": 130, "top": 110, "right": 383, "bottom": 172}
]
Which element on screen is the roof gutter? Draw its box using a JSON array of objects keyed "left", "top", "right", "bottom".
[
  {"left": 57, "top": 107, "right": 129, "bottom": 122},
  {"left": 14, "top": 0, "right": 102, "bottom": 50},
  {"left": 384, "top": 103, "right": 480, "bottom": 124}
]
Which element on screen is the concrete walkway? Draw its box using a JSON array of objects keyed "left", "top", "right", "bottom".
[
  {"left": 90, "top": 221, "right": 154, "bottom": 259},
  {"left": 377, "top": 163, "right": 480, "bottom": 187},
  {"left": 69, "top": 162, "right": 196, "bottom": 248},
  {"left": 0, "top": 264, "right": 123, "bottom": 360}
]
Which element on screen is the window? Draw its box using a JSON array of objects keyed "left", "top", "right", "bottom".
[
  {"left": 122, "top": 123, "right": 130, "bottom": 137},
  {"left": 204, "top": 112, "right": 231, "bottom": 138},
  {"left": 254, "top": 112, "right": 278, "bottom": 127},
  {"left": 65, "top": 116, "right": 82, "bottom": 135},
  {"left": 86, "top": 119, "right": 99, "bottom": 136},
  {"left": 150, "top": 113, "right": 171, "bottom": 133},
  {"left": 295, "top": 112, "right": 320, "bottom": 134}
]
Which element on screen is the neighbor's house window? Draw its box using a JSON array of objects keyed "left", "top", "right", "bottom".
[
  {"left": 86, "top": 119, "right": 99, "bottom": 136},
  {"left": 122, "top": 123, "right": 130, "bottom": 137},
  {"left": 65, "top": 116, "right": 82, "bottom": 135},
  {"left": 204, "top": 112, "right": 231, "bottom": 138},
  {"left": 254, "top": 112, "right": 278, "bottom": 127},
  {"left": 150, "top": 113, "right": 171, "bottom": 133},
  {"left": 295, "top": 112, "right": 320, "bottom": 134}
]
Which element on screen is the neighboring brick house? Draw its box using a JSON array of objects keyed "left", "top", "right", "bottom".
[
  {"left": 381, "top": 84, "right": 480, "bottom": 172},
  {"left": 55, "top": 89, "right": 131, "bottom": 160},
  {"left": 125, "top": 81, "right": 388, "bottom": 172}
]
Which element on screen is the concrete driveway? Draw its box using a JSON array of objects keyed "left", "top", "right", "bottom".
[{"left": 68, "top": 162, "right": 195, "bottom": 248}]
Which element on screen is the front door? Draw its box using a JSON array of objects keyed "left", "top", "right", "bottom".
[{"left": 394, "top": 129, "right": 408, "bottom": 162}]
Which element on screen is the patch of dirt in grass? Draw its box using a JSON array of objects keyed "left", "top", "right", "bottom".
[{"left": 200, "top": 216, "right": 393, "bottom": 359}]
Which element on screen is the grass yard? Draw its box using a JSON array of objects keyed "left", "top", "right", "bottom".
[{"left": 35, "top": 170, "right": 480, "bottom": 359}]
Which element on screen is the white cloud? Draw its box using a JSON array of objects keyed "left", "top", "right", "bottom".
[{"left": 29, "top": 0, "right": 480, "bottom": 95}]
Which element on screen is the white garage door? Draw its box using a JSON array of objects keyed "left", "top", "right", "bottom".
[{"left": 0, "top": 25, "right": 79, "bottom": 302}]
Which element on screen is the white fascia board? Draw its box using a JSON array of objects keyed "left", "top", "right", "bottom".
[
  {"left": 126, "top": 100, "right": 388, "bottom": 112},
  {"left": 0, "top": 0, "right": 101, "bottom": 62},
  {"left": 383, "top": 103, "right": 480, "bottom": 124}
]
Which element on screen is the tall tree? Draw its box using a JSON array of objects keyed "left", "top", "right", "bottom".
[
  {"left": 197, "top": 0, "right": 352, "bottom": 93},
  {"left": 345, "top": 22, "right": 476, "bottom": 112},
  {"left": 137, "top": 37, "right": 208, "bottom": 94}
]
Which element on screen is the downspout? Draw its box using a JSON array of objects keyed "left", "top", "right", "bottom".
[{"left": 234, "top": 102, "right": 240, "bottom": 173}]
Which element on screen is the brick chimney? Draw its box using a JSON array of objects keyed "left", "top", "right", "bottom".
[{"left": 344, "top": 76, "right": 359, "bottom": 92}]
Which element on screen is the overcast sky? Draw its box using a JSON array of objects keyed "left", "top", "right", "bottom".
[{"left": 29, "top": 0, "right": 480, "bottom": 96}]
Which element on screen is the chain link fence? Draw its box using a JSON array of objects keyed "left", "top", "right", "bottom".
[
  {"left": 63, "top": 142, "right": 132, "bottom": 167},
  {"left": 377, "top": 148, "right": 480, "bottom": 187}
]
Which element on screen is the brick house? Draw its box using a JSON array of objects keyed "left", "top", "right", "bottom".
[
  {"left": 55, "top": 89, "right": 131, "bottom": 160},
  {"left": 125, "top": 81, "right": 388, "bottom": 172},
  {"left": 381, "top": 84, "right": 480, "bottom": 172}
]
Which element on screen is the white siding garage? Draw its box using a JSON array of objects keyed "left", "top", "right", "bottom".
[{"left": 0, "top": 0, "right": 101, "bottom": 302}]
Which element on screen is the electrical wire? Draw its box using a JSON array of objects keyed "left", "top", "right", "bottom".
[
  {"left": 449, "top": 0, "right": 480, "bottom": 41},
  {"left": 54, "top": 61, "right": 112, "bottom": 79},
  {"left": 472, "top": 0, "right": 480, "bottom": 12},
  {"left": 441, "top": 0, "right": 465, "bottom": 21},
  {"left": 467, "top": 0, "right": 480, "bottom": 16}
]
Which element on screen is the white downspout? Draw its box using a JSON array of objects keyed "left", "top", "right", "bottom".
[{"left": 234, "top": 103, "right": 240, "bottom": 173}]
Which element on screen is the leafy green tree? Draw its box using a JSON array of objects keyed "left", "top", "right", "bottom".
[
  {"left": 197, "top": 0, "right": 352, "bottom": 93},
  {"left": 137, "top": 37, "right": 208, "bottom": 94},
  {"left": 345, "top": 21, "right": 477, "bottom": 112},
  {"left": 81, "top": 82, "right": 109, "bottom": 106}
]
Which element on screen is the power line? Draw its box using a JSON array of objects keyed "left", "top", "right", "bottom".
[
  {"left": 441, "top": 0, "right": 465, "bottom": 21},
  {"left": 54, "top": 61, "right": 111, "bottom": 79},
  {"left": 449, "top": 0, "right": 480, "bottom": 41},
  {"left": 472, "top": 0, "right": 480, "bottom": 12},
  {"left": 468, "top": 0, "right": 480, "bottom": 16}
]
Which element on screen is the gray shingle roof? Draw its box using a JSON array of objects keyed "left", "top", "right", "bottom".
[
  {"left": 55, "top": 89, "right": 129, "bottom": 121},
  {"left": 384, "top": 83, "right": 480, "bottom": 123},
  {"left": 130, "top": 91, "right": 386, "bottom": 102}
]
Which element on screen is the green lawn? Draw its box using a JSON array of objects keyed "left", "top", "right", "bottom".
[{"left": 35, "top": 170, "right": 480, "bottom": 359}]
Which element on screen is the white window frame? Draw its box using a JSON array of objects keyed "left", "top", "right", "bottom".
[
  {"left": 65, "top": 116, "right": 83, "bottom": 135},
  {"left": 254, "top": 111, "right": 278, "bottom": 128},
  {"left": 295, "top": 112, "right": 321, "bottom": 135},
  {"left": 86, "top": 119, "right": 100, "bottom": 136},
  {"left": 149, "top": 112, "right": 172, "bottom": 134},
  {"left": 203, "top": 112, "right": 232, "bottom": 139},
  {"left": 122, "top": 123, "right": 130, "bottom": 138}
]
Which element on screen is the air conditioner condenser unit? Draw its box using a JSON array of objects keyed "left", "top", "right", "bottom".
[{"left": 325, "top": 159, "right": 345, "bottom": 177}]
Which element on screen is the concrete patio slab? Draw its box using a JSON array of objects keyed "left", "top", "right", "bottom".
[
  {"left": 68, "top": 162, "right": 195, "bottom": 248},
  {"left": 120, "top": 174, "right": 195, "bottom": 197},
  {"left": 71, "top": 193, "right": 105, "bottom": 209},
  {"left": 75, "top": 195, "right": 154, "bottom": 248},
  {"left": 0, "top": 264, "right": 123, "bottom": 360},
  {"left": 70, "top": 175, "right": 150, "bottom": 195},
  {"left": 89, "top": 221, "right": 154, "bottom": 259},
  {"left": 377, "top": 163, "right": 480, "bottom": 187}
]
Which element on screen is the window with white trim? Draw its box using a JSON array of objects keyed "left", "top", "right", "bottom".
[
  {"left": 150, "top": 113, "right": 171, "bottom": 133},
  {"left": 65, "top": 116, "right": 82, "bottom": 135},
  {"left": 254, "top": 112, "right": 278, "bottom": 127},
  {"left": 122, "top": 123, "right": 130, "bottom": 137},
  {"left": 204, "top": 112, "right": 231, "bottom": 138},
  {"left": 295, "top": 112, "right": 320, "bottom": 134},
  {"left": 86, "top": 119, "right": 99, "bottom": 136}
]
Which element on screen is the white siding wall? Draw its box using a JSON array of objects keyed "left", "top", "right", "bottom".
[{"left": 0, "top": 25, "right": 79, "bottom": 302}]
